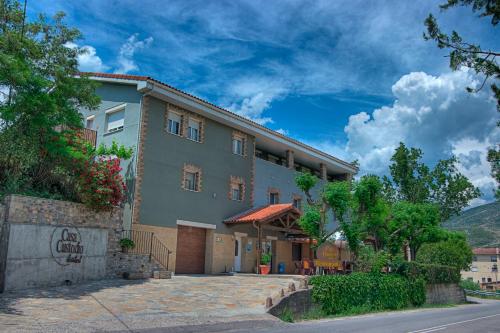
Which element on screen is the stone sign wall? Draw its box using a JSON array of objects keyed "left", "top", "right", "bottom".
[{"left": 0, "top": 195, "right": 123, "bottom": 292}]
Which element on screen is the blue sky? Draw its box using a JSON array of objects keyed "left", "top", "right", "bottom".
[{"left": 31, "top": 0, "right": 499, "bottom": 205}]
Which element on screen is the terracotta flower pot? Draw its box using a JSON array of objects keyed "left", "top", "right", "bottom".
[{"left": 259, "top": 264, "right": 271, "bottom": 275}]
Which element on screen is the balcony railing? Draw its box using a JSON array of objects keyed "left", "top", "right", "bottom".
[{"left": 54, "top": 125, "right": 97, "bottom": 148}]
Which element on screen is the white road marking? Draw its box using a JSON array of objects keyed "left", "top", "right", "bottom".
[
  {"left": 418, "top": 327, "right": 447, "bottom": 333},
  {"left": 407, "top": 313, "right": 500, "bottom": 333}
]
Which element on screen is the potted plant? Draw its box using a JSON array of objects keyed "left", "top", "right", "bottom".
[
  {"left": 119, "top": 238, "right": 135, "bottom": 253},
  {"left": 259, "top": 252, "right": 272, "bottom": 275}
]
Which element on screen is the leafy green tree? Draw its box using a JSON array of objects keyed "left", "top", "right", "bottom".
[
  {"left": 487, "top": 147, "right": 500, "bottom": 199},
  {"left": 385, "top": 143, "right": 480, "bottom": 220},
  {"left": 389, "top": 201, "right": 442, "bottom": 260},
  {"left": 352, "top": 175, "right": 391, "bottom": 251},
  {"left": 295, "top": 172, "right": 353, "bottom": 249},
  {"left": 416, "top": 238, "right": 473, "bottom": 271},
  {"left": 0, "top": 0, "right": 100, "bottom": 199}
]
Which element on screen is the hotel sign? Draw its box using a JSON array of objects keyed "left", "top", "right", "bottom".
[{"left": 50, "top": 227, "right": 84, "bottom": 266}]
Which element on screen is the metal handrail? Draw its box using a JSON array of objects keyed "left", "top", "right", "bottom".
[{"left": 121, "top": 229, "right": 172, "bottom": 270}]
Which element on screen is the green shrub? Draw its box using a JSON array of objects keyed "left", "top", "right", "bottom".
[
  {"left": 355, "top": 246, "right": 391, "bottom": 273},
  {"left": 417, "top": 239, "right": 472, "bottom": 271},
  {"left": 393, "top": 262, "right": 460, "bottom": 284},
  {"left": 119, "top": 238, "right": 135, "bottom": 249},
  {"left": 408, "top": 277, "right": 427, "bottom": 306},
  {"left": 260, "top": 252, "right": 272, "bottom": 265},
  {"left": 459, "top": 279, "right": 480, "bottom": 291},
  {"left": 309, "top": 273, "right": 425, "bottom": 315}
]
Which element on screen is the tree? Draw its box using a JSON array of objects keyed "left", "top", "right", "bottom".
[
  {"left": 416, "top": 238, "right": 473, "bottom": 271},
  {"left": 389, "top": 201, "right": 442, "bottom": 260},
  {"left": 385, "top": 143, "right": 480, "bottom": 220},
  {"left": 295, "top": 172, "right": 352, "bottom": 249},
  {"left": 487, "top": 147, "right": 500, "bottom": 199},
  {"left": 0, "top": 0, "right": 100, "bottom": 199},
  {"left": 351, "top": 175, "right": 391, "bottom": 251}
]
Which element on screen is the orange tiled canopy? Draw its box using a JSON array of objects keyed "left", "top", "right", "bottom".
[{"left": 224, "top": 204, "right": 300, "bottom": 224}]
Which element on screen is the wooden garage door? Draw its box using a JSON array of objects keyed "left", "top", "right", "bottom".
[{"left": 175, "top": 225, "right": 206, "bottom": 274}]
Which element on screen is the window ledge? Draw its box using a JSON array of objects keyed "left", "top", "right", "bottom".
[{"left": 104, "top": 128, "right": 124, "bottom": 136}]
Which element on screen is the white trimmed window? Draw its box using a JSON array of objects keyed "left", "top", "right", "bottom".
[
  {"left": 86, "top": 116, "right": 95, "bottom": 130},
  {"left": 106, "top": 109, "right": 124, "bottom": 132},
  {"left": 229, "top": 176, "right": 245, "bottom": 201},
  {"left": 185, "top": 172, "right": 198, "bottom": 191},
  {"left": 232, "top": 137, "right": 244, "bottom": 155},
  {"left": 188, "top": 118, "right": 201, "bottom": 142},
  {"left": 231, "top": 184, "right": 243, "bottom": 201},
  {"left": 182, "top": 164, "right": 201, "bottom": 192},
  {"left": 167, "top": 112, "right": 182, "bottom": 135}
]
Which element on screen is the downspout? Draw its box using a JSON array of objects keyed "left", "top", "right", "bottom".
[{"left": 253, "top": 220, "right": 261, "bottom": 274}]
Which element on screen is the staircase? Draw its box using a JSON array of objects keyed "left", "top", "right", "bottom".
[{"left": 121, "top": 229, "right": 173, "bottom": 274}]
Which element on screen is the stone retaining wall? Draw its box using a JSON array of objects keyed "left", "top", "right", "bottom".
[
  {"left": 426, "top": 283, "right": 466, "bottom": 304},
  {"left": 107, "top": 252, "right": 165, "bottom": 279},
  {"left": 0, "top": 195, "right": 170, "bottom": 292},
  {"left": 268, "top": 282, "right": 466, "bottom": 320},
  {"left": 267, "top": 288, "right": 315, "bottom": 320}
]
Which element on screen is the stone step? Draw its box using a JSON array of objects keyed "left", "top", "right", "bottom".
[{"left": 153, "top": 269, "right": 172, "bottom": 279}]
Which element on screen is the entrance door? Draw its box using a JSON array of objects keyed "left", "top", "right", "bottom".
[
  {"left": 234, "top": 237, "right": 242, "bottom": 272},
  {"left": 175, "top": 225, "right": 206, "bottom": 274}
]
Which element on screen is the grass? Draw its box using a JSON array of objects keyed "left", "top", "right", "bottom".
[
  {"left": 279, "top": 307, "right": 295, "bottom": 323},
  {"left": 295, "top": 303, "right": 458, "bottom": 322}
]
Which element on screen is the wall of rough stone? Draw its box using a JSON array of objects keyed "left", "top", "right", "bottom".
[
  {"left": 426, "top": 283, "right": 466, "bottom": 304},
  {"left": 267, "top": 287, "right": 313, "bottom": 320},
  {"left": 107, "top": 252, "right": 164, "bottom": 279},
  {"left": 268, "top": 282, "right": 466, "bottom": 320},
  {"left": 0, "top": 195, "right": 123, "bottom": 292}
]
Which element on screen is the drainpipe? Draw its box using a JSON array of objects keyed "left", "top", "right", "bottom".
[{"left": 253, "top": 220, "right": 261, "bottom": 274}]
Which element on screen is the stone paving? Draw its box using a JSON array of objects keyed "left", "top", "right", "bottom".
[{"left": 0, "top": 275, "right": 302, "bottom": 332}]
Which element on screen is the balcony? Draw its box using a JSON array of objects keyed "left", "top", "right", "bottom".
[{"left": 54, "top": 125, "right": 97, "bottom": 148}]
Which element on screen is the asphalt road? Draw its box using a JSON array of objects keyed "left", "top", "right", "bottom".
[{"left": 144, "top": 297, "right": 500, "bottom": 333}]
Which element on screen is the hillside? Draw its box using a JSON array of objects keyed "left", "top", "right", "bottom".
[{"left": 443, "top": 201, "right": 500, "bottom": 248}]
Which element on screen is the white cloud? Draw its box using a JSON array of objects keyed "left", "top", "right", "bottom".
[
  {"left": 225, "top": 76, "right": 288, "bottom": 125},
  {"left": 307, "top": 68, "right": 498, "bottom": 205},
  {"left": 65, "top": 42, "right": 109, "bottom": 72},
  {"left": 275, "top": 128, "right": 289, "bottom": 135},
  {"left": 114, "top": 34, "right": 153, "bottom": 74}
]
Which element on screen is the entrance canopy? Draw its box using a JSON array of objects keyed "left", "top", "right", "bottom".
[
  {"left": 224, "top": 204, "right": 303, "bottom": 234},
  {"left": 225, "top": 204, "right": 304, "bottom": 273}
]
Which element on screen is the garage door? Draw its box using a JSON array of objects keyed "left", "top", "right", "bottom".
[{"left": 175, "top": 225, "right": 206, "bottom": 274}]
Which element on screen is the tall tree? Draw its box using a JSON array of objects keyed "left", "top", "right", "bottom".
[
  {"left": 295, "top": 172, "right": 353, "bottom": 249},
  {"left": 385, "top": 143, "right": 480, "bottom": 220},
  {"left": 0, "top": 0, "right": 100, "bottom": 198},
  {"left": 351, "top": 175, "right": 391, "bottom": 251}
]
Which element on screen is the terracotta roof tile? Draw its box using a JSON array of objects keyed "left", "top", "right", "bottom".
[
  {"left": 473, "top": 248, "right": 499, "bottom": 255},
  {"left": 225, "top": 204, "right": 300, "bottom": 223}
]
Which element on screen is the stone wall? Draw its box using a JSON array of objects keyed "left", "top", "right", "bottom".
[
  {"left": 426, "top": 283, "right": 466, "bottom": 304},
  {"left": 107, "top": 253, "right": 165, "bottom": 279},
  {"left": 268, "top": 289, "right": 314, "bottom": 320},
  {"left": 0, "top": 195, "right": 123, "bottom": 292}
]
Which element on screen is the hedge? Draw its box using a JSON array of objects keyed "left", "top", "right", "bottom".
[
  {"left": 393, "top": 262, "right": 461, "bottom": 284},
  {"left": 309, "top": 273, "right": 426, "bottom": 315}
]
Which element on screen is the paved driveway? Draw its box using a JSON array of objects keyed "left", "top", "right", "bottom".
[{"left": 0, "top": 275, "right": 301, "bottom": 332}]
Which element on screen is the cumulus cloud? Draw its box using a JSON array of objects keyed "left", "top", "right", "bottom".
[
  {"left": 65, "top": 42, "right": 109, "bottom": 72},
  {"left": 340, "top": 69, "right": 499, "bottom": 203},
  {"left": 225, "top": 77, "right": 288, "bottom": 125},
  {"left": 114, "top": 34, "right": 153, "bottom": 74}
]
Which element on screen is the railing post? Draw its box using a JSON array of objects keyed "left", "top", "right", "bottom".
[{"left": 149, "top": 232, "right": 154, "bottom": 262}]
